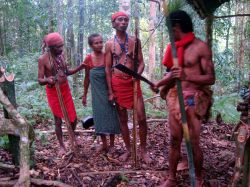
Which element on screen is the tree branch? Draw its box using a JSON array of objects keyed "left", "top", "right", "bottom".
[{"left": 213, "top": 14, "right": 250, "bottom": 19}]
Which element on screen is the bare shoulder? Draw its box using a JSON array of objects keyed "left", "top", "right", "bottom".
[
  {"left": 194, "top": 38, "right": 212, "bottom": 57},
  {"left": 38, "top": 53, "right": 48, "bottom": 64},
  {"left": 105, "top": 39, "right": 114, "bottom": 51}
]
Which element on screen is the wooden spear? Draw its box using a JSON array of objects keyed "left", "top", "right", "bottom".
[
  {"left": 162, "top": 0, "right": 196, "bottom": 186},
  {"left": 132, "top": 0, "right": 140, "bottom": 168},
  {"left": 54, "top": 83, "right": 78, "bottom": 155}
]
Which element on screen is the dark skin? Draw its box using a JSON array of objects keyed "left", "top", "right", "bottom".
[
  {"left": 38, "top": 43, "right": 78, "bottom": 155},
  {"left": 153, "top": 24, "right": 215, "bottom": 187},
  {"left": 105, "top": 16, "right": 152, "bottom": 164},
  {"left": 81, "top": 36, "right": 116, "bottom": 154}
]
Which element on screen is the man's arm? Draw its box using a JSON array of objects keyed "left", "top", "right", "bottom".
[
  {"left": 82, "top": 68, "right": 90, "bottom": 106},
  {"left": 105, "top": 41, "right": 114, "bottom": 101},
  {"left": 137, "top": 39, "right": 144, "bottom": 75},
  {"left": 67, "top": 63, "right": 86, "bottom": 75},
  {"left": 38, "top": 57, "right": 54, "bottom": 86},
  {"left": 185, "top": 43, "right": 215, "bottom": 85},
  {"left": 172, "top": 43, "right": 215, "bottom": 86}
]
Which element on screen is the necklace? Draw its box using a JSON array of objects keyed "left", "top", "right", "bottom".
[
  {"left": 114, "top": 33, "right": 129, "bottom": 65},
  {"left": 51, "top": 54, "right": 68, "bottom": 77}
]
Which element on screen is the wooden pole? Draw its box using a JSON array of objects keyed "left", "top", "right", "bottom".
[
  {"left": 132, "top": 0, "right": 140, "bottom": 168},
  {"left": 54, "top": 83, "right": 78, "bottom": 155}
]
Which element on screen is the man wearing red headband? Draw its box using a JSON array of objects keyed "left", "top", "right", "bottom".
[
  {"left": 38, "top": 32, "right": 79, "bottom": 155},
  {"left": 105, "top": 12, "right": 152, "bottom": 164}
]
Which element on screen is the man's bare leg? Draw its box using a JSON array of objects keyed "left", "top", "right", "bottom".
[
  {"left": 137, "top": 97, "right": 152, "bottom": 164},
  {"left": 109, "top": 134, "right": 115, "bottom": 154},
  {"left": 187, "top": 108, "right": 204, "bottom": 186},
  {"left": 118, "top": 108, "right": 131, "bottom": 161},
  {"left": 97, "top": 135, "right": 108, "bottom": 154},
  {"left": 160, "top": 115, "right": 182, "bottom": 186},
  {"left": 54, "top": 116, "right": 66, "bottom": 155}
]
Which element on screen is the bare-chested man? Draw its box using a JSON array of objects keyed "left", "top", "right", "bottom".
[
  {"left": 38, "top": 32, "right": 79, "bottom": 155},
  {"left": 152, "top": 10, "right": 215, "bottom": 187},
  {"left": 105, "top": 12, "right": 152, "bottom": 164}
]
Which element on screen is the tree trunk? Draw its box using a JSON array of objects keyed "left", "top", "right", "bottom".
[
  {"left": 66, "top": 0, "right": 75, "bottom": 66},
  {"left": 48, "top": 0, "right": 54, "bottom": 33},
  {"left": 56, "top": 0, "right": 63, "bottom": 34},
  {"left": 119, "top": 0, "right": 131, "bottom": 33},
  {"left": 78, "top": 0, "right": 84, "bottom": 64},
  {"left": 148, "top": 1, "right": 156, "bottom": 81},
  {"left": 0, "top": 87, "right": 30, "bottom": 187},
  {"left": 205, "top": 15, "right": 213, "bottom": 49},
  {"left": 0, "top": 13, "right": 4, "bottom": 56}
]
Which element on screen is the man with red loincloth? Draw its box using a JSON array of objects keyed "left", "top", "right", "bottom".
[
  {"left": 38, "top": 32, "right": 79, "bottom": 155},
  {"left": 151, "top": 10, "right": 215, "bottom": 186},
  {"left": 105, "top": 11, "right": 152, "bottom": 164}
]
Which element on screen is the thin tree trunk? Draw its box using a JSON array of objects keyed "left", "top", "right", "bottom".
[
  {"left": 56, "top": 0, "right": 63, "bottom": 34},
  {"left": 205, "top": 15, "right": 213, "bottom": 49},
  {"left": 119, "top": 0, "right": 131, "bottom": 33},
  {"left": 78, "top": 0, "right": 84, "bottom": 64},
  {"left": 148, "top": 1, "right": 156, "bottom": 81},
  {"left": 48, "top": 0, "right": 54, "bottom": 33}
]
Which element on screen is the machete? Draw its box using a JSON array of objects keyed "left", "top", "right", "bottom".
[{"left": 114, "top": 63, "right": 159, "bottom": 93}]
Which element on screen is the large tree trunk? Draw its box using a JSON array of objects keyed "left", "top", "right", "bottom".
[
  {"left": 234, "top": 1, "right": 247, "bottom": 91},
  {"left": 0, "top": 87, "right": 30, "bottom": 187}
]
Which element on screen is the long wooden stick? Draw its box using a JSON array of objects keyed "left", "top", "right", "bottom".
[
  {"left": 55, "top": 83, "right": 78, "bottom": 154},
  {"left": 132, "top": 0, "right": 140, "bottom": 168},
  {"left": 162, "top": 1, "right": 196, "bottom": 186}
]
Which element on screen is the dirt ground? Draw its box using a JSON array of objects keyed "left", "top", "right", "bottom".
[{"left": 0, "top": 117, "right": 236, "bottom": 187}]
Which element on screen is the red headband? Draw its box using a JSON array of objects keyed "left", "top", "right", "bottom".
[
  {"left": 45, "top": 32, "right": 64, "bottom": 47},
  {"left": 111, "top": 11, "right": 129, "bottom": 22}
]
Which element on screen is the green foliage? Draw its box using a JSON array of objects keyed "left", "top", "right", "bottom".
[
  {"left": 0, "top": 135, "right": 9, "bottom": 149},
  {"left": 212, "top": 93, "right": 240, "bottom": 123}
]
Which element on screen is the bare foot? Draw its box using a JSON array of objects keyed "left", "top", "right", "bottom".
[
  {"left": 119, "top": 151, "right": 131, "bottom": 162},
  {"left": 97, "top": 146, "right": 108, "bottom": 155},
  {"left": 141, "top": 151, "right": 153, "bottom": 164},
  {"left": 177, "top": 159, "right": 189, "bottom": 171},
  {"left": 108, "top": 146, "right": 116, "bottom": 155},
  {"left": 157, "top": 178, "right": 177, "bottom": 187},
  {"left": 196, "top": 177, "right": 204, "bottom": 187},
  {"left": 58, "top": 147, "right": 67, "bottom": 157}
]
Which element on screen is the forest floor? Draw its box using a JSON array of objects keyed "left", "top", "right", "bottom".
[{"left": 0, "top": 116, "right": 236, "bottom": 187}]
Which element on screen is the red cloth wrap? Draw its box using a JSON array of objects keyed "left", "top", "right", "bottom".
[
  {"left": 45, "top": 32, "right": 64, "bottom": 47},
  {"left": 46, "top": 81, "right": 77, "bottom": 123},
  {"left": 111, "top": 75, "right": 142, "bottom": 109},
  {"left": 82, "top": 54, "right": 94, "bottom": 69},
  {"left": 111, "top": 11, "right": 129, "bottom": 22},
  {"left": 162, "top": 32, "right": 195, "bottom": 69}
]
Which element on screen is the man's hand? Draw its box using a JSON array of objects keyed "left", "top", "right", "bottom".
[
  {"left": 46, "top": 76, "right": 56, "bottom": 86},
  {"left": 150, "top": 82, "right": 159, "bottom": 93},
  {"left": 108, "top": 92, "right": 115, "bottom": 102},
  {"left": 171, "top": 67, "right": 186, "bottom": 81},
  {"left": 82, "top": 96, "right": 87, "bottom": 106}
]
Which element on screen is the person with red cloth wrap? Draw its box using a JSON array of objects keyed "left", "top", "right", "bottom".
[
  {"left": 105, "top": 11, "right": 152, "bottom": 164},
  {"left": 151, "top": 10, "right": 215, "bottom": 187},
  {"left": 38, "top": 32, "right": 79, "bottom": 155}
]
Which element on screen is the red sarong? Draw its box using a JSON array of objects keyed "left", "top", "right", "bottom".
[
  {"left": 111, "top": 75, "right": 142, "bottom": 109},
  {"left": 45, "top": 81, "right": 77, "bottom": 123}
]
